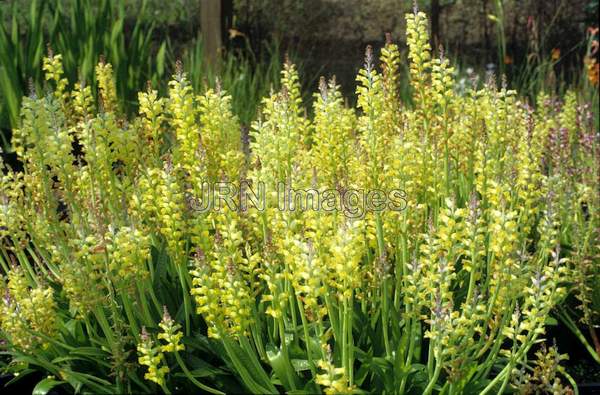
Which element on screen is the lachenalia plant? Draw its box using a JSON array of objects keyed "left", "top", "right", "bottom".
[{"left": 0, "top": 10, "right": 598, "bottom": 395}]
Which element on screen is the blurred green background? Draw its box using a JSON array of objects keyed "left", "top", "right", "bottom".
[{"left": 0, "top": 0, "right": 598, "bottom": 145}]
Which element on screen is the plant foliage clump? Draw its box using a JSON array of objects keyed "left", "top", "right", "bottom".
[{"left": 0, "top": 10, "right": 598, "bottom": 395}]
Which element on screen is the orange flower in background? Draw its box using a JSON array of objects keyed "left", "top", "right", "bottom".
[
  {"left": 551, "top": 48, "right": 560, "bottom": 61},
  {"left": 587, "top": 59, "right": 599, "bottom": 86},
  {"left": 228, "top": 28, "right": 246, "bottom": 39},
  {"left": 588, "top": 26, "right": 599, "bottom": 56},
  {"left": 591, "top": 39, "right": 599, "bottom": 56},
  {"left": 503, "top": 54, "right": 513, "bottom": 65},
  {"left": 584, "top": 26, "right": 599, "bottom": 86}
]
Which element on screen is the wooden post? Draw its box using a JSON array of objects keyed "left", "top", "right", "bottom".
[{"left": 200, "top": 0, "right": 223, "bottom": 69}]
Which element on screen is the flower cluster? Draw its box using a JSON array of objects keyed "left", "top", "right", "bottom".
[
  {"left": 0, "top": 9, "right": 595, "bottom": 395},
  {"left": 157, "top": 307, "right": 185, "bottom": 353},
  {"left": 0, "top": 269, "right": 57, "bottom": 351},
  {"left": 137, "top": 327, "right": 169, "bottom": 387}
]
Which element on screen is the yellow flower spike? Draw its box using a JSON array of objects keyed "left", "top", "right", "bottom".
[
  {"left": 158, "top": 307, "right": 185, "bottom": 353},
  {"left": 327, "top": 219, "right": 364, "bottom": 299},
  {"left": 12, "top": 93, "right": 76, "bottom": 195},
  {"left": 356, "top": 44, "right": 393, "bottom": 191},
  {"left": 197, "top": 86, "right": 244, "bottom": 183},
  {"left": 190, "top": 209, "right": 254, "bottom": 339},
  {"left": 587, "top": 58, "right": 599, "bottom": 86},
  {"left": 42, "top": 52, "right": 70, "bottom": 114},
  {"left": 167, "top": 68, "right": 202, "bottom": 177},
  {"left": 381, "top": 32, "right": 401, "bottom": 108},
  {"left": 514, "top": 343, "right": 571, "bottom": 393},
  {"left": 71, "top": 80, "right": 95, "bottom": 122},
  {"left": 96, "top": 59, "right": 118, "bottom": 113},
  {"left": 249, "top": 58, "right": 309, "bottom": 190},
  {"left": 137, "top": 327, "right": 169, "bottom": 387},
  {"left": 406, "top": 11, "right": 432, "bottom": 111},
  {"left": 56, "top": 235, "right": 108, "bottom": 317},
  {"left": 105, "top": 226, "right": 151, "bottom": 293},
  {"left": 150, "top": 165, "right": 188, "bottom": 255},
  {"left": 312, "top": 76, "right": 357, "bottom": 188},
  {"left": 0, "top": 171, "right": 27, "bottom": 246},
  {"left": 0, "top": 269, "right": 58, "bottom": 351},
  {"left": 287, "top": 232, "right": 327, "bottom": 321},
  {"left": 315, "top": 352, "right": 353, "bottom": 394},
  {"left": 138, "top": 87, "right": 166, "bottom": 162}
]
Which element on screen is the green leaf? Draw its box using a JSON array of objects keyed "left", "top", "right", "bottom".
[
  {"left": 156, "top": 42, "right": 166, "bottom": 77},
  {"left": 61, "top": 370, "right": 114, "bottom": 394},
  {"left": 70, "top": 346, "right": 109, "bottom": 358},
  {"left": 266, "top": 343, "right": 301, "bottom": 391},
  {"left": 221, "top": 337, "right": 277, "bottom": 394},
  {"left": 32, "top": 378, "right": 66, "bottom": 395},
  {"left": 182, "top": 355, "right": 227, "bottom": 378},
  {"left": 290, "top": 359, "right": 311, "bottom": 372}
]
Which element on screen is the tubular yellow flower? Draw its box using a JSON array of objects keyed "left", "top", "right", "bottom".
[
  {"left": 327, "top": 220, "right": 364, "bottom": 300},
  {"left": 356, "top": 44, "right": 388, "bottom": 190},
  {"left": 312, "top": 76, "right": 357, "bottom": 188},
  {"left": 431, "top": 53, "right": 455, "bottom": 111},
  {"left": 381, "top": 32, "right": 401, "bottom": 108},
  {"left": 0, "top": 269, "right": 57, "bottom": 351},
  {"left": 286, "top": 234, "right": 327, "bottom": 320},
  {"left": 42, "top": 52, "right": 70, "bottom": 113},
  {"left": 406, "top": 11, "right": 432, "bottom": 110},
  {"left": 190, "top": 208, "right": 254, "bottom": 339},
  {"left": 141, "top": 164, "right": 188, "bottom": 256},
  {"left": 21, "top": 287, "right": 58, "bottom": 346},
  {"left": 487, "top": 206, "right": 521, "bottom": 313},
  {"left": 96, "top": 59, "right": 118, "bottom": 113},
  {"left": 0, "top": 294, "right": 34, "bottom": 351},
  {"left": 197, "top": 86, "right": 244, "bottom": 182},
  {"left": 513, "top": 343, "right": 572, "bottom": 394},
  {"left": 0, "top": 170, "right": 27, "bottom": 247},
  {"left": 158, "top": 307, "right": 185, "bottom": 353},
  {"left": 168, "top": 69, "right": 202, "bottom": 176},
  {"left": 138, "top": 88, "right": 165, "bottom": 162},
  {"left": 137, "top": 327, "right": 170, "bottom": 386},
  {"left": 60, "top": 235, "right": 107, "bottom": 317},
  {"left": 316, "top": 354, "right": 352, "bottom": 394},
  {"left": 71, "top": 80, "right": 95, "bottom": 122},
  {"left": 250, "top": 59, "right": 309, "bottom": 188},
  {"left": 105, "top": 226, "right": 151, "bottom": 291}
]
